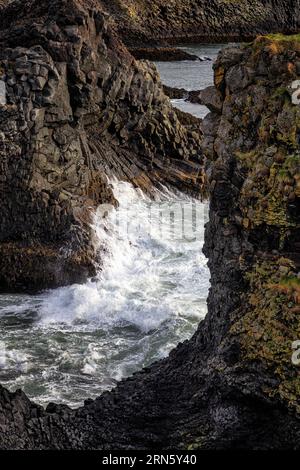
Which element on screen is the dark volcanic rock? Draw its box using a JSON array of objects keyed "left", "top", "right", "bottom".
[
  {"left": 199, "top": 86, "right": 223, "bottom": 112},
  {"left": 163, "top": 85, "right": 188, "bottom": 99},
  {"left": 163, "top": 85, "right": 202, "bottom": 104},
  {"left": 187, "top": 90, "right": 202, "bottom": 104},
  {"left": 99, "top": 0, "right": 300, "bottom": 47},
  {"left": 0, "top": 0, "right": 205, "bottom": 292},
  {"left": 173, "top": 107, "right": 203, "bottom": 131},
  {"left": 1, "top": 35, "right": 300, "bottom": 450},
  {"left": 129, "top": 47, "right": 199, "bottom": 62}
]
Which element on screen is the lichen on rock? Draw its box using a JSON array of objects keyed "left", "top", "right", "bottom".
[
  {"left": 1, "top": 34, "right": 300, "bottom": 450},
  {"left": 203, "top": 34, "right": 300, "bottom": 419}
]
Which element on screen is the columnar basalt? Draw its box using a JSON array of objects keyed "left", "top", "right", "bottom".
[
  {"left": 0, "top": 0, "right": 204, "bottom": 292},
  {"left": 203, "top": 33, "right": 300, "bottom": 416},
  {"left": 0, "top": 36, "right": 300, "bottom": 450},
  {"left": 99, "top": 0, "right": 300, "bottom": 47}
]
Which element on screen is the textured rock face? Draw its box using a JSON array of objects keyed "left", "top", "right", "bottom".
[
  {"left": 100, "top": 0, "right": 300, "bottom": 46},
  {"left": 0, "top": 36, "right": 300, "bottom": 450},
  {"left": 0, "top": 0, "right": 204, "bottom": 292},
  {"left": 203, "top": 33, "right": 300, "bottom": 416}
]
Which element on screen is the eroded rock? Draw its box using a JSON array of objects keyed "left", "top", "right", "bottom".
[
  {"left": 99, "top": 0, "right": 300, "bottom": 47},
  {"left": 0, "top": 0, "right": 205, "bottom": 292},
  {"left": 0, "top": 35, "right": 300, "bottom": 451}
]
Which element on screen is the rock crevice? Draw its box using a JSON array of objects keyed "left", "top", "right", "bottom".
[{"left": 1, "top": 35, "right": 300, "bottom": 450}]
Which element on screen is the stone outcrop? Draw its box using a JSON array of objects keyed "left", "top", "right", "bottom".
[
  {"left": 202, "top": 33, "right": 300, "bottom": 420},
  {"left": 99, "top": 0, "right": 300, "bottom": 47},
  {"left": 1, "top": 35, "right": 300, "bottom": 450},
  {"left": 163, "top": 86, "right": 206, "bottom": 111},
  {"left": 0, "top": 0, "right": 204, "bottom": 292},
  {"left": 130, "top": 46, "right": 200, "bottom": 62}
]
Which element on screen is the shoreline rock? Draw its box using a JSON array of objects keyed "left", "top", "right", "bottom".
[
  {"left": 129, "top": 46, "right": 200, "bottom": 62},
  {"left": 0, "top": 0, "right": 205, "bottom": 292},
  {"left": 163, "top": 85, "right": 202, "bottom": 104},
  {"left": 99, "top": 0, "right": 300, "bottom": 48},
  {"left": 163, "top": 85, "right": 189, "bottom": 100},
  {"left": 1, "top": 35, "right": 300, "bottom": 450}
]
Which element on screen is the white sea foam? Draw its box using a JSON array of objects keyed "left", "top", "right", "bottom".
[
  {"left": 0, "top": 180, "right": 209, "bottom": 407},
  {"left": 38, "top": 181, "right": 208, "bottom": 333}
]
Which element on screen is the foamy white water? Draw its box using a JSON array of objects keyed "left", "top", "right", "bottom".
[
  {"left": 0, "top": 41, "right": 226, "bottom": 407},
  {"left": 0, "top": 181, "right": 209, "bottom": 407}
]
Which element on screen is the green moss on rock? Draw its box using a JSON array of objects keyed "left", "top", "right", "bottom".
[{"left": 232, "top": 258, "right": 300, "bottom": 412}]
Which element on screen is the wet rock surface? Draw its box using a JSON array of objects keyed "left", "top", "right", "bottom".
[
  {"left": 1, "top": 36, "right": 300, "bottom": 450},
  {"left": 0, "top": 0, "right": 205, "bottom": 292}
]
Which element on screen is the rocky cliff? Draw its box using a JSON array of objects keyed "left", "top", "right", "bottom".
[
  {"left": 0, "top": 0, "right": 204, "bottom": 292},
  {"left": 0, "top": 35, "right": 300, "bottom": 450},
  {"left": 99, "top": 0, "right": 300, "bottom": 46},
  {"left": 202, "top": 32, "right": 300, "bottom": 422}
]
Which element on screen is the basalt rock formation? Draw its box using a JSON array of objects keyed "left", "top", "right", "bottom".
[
  {"left": 0, "top": 0, "right": 204, "bottom": 292},
  {"left": 1, "top": 36, "right": 300, "bottom": 450},
  {"left": 99, "top": 0, "right": 300, "bottom": 47},
  {"left": 130, "top": 47, "right": 200, "bottom": 62}
]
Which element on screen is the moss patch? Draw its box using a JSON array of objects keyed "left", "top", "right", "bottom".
[{"left": 232, "top": 258, "right": 300, "bottom": 412}]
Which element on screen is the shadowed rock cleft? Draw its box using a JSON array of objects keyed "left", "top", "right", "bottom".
[{"left": 0, "top": 33, "right": 300, "bottom": 450}]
